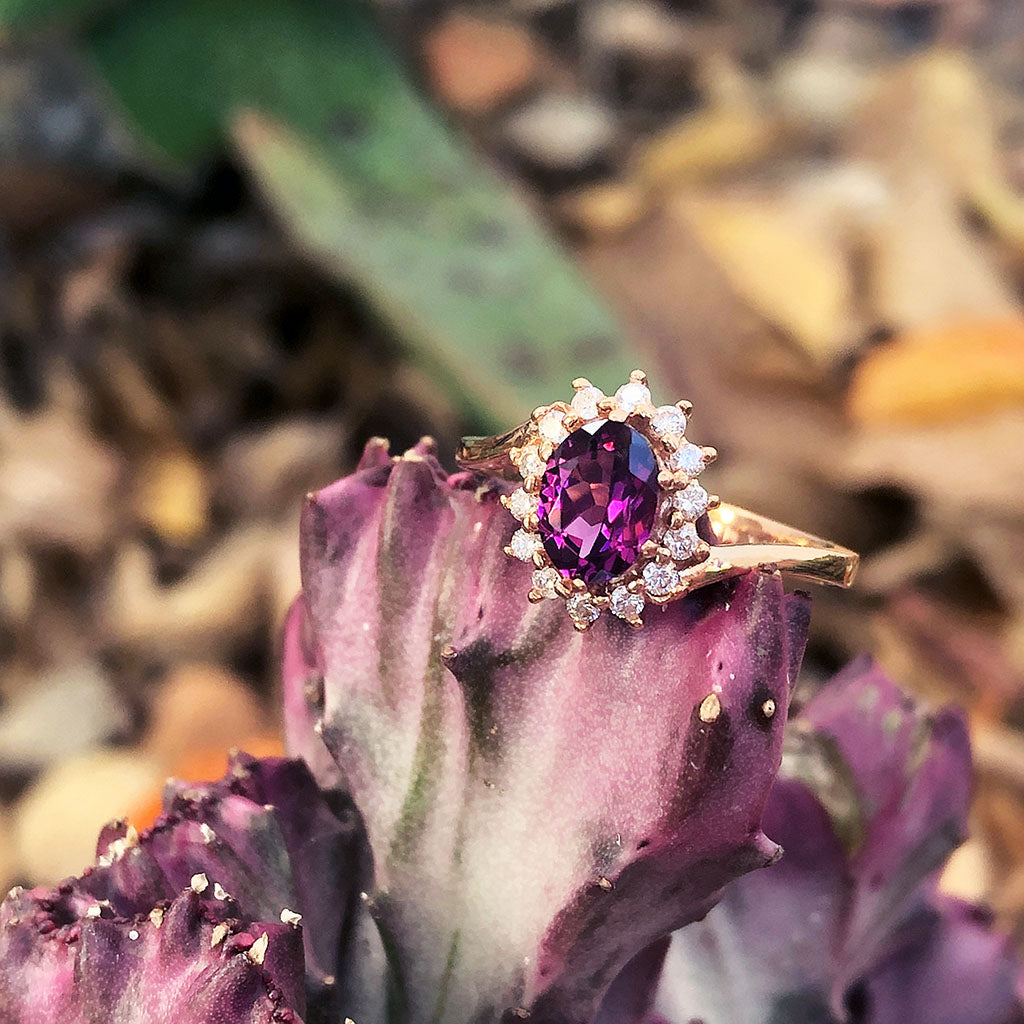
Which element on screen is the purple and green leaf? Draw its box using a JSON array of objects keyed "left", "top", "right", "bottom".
[
  {"left": 653, "top": 657, "right": 1022, "bottom": 1024},
  {"left": 289, "top": 437, "right": 811, "bottom": 1022}
]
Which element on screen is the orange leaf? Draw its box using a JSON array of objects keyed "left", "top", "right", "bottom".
[{"left": 849, "top": 318, "right": 1024, "bottom": 425}]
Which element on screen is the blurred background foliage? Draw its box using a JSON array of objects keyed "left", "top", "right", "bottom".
[{"left": 1, "top": 0, "right": 1024, "bottom": 950}]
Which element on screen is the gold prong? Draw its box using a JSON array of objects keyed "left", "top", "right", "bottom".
[
  {"left": 503, "top": 545, "right": 515, "bottom": 557},
  {"left": 527, "top": 589, "right": 545, "bottom": 604},
  {"left": 655, "top": 547, "right": 672, "bottom": 565},
  {"left": 702, "top": 446, "right": 718, "bottom": 464},
  {"left": 509, "top": 446, "right": 522, "bottom": 464},
  {"left": 596, "top": 398, "right": 616, "bottom": 416},
  {"left": 524, "top": 513, "right": 540, "bottom": 531},
  {"left": 695, "top": 544, "right": 711, "bottom": 564},
  {"left": 532, "top": 550, "right": 548, "bottom": 568},
  {"left": 523, "top": 475, "right": 540, "bottom": 492},
  {"left": 676, "top": 399, "right": 693, "bottom": 416},
  {"left": 673, "top": 471, "right": 691, "bottom": 488},
  {"left": 563, "top": 413, "right": 583, "bottom": 432},
  {"left": 708, "top": 494, "right": 721, "bottom": 510},
  {"left": 531, "top": 406, "right": 547, "bottom": 422},
  {"left": 628, "top": 617, "right": 644, "bottom": 629},
  {"left": 627, "top": 579, "right": 643, "bottom": 593},
  {"left": 555, "top": 580, "right": 574, "bottom": 599},
  {"left": 628, "top": 369, "right": 648, "bottom": 385},
  {"left": 500, "top": 494, "right": 511, "bottom": 509},
  {"left": 625, "top": 409, "right": 651, "bottom": 428},
  {"left": 669, "top": 511, "right": 686, "bottom": 530},
  {"left": 571, "top": 377, "right": 593, "bottom": 391},
  {"left": 593, "top": 594, "right": 610, "bottom": 609},
  {"left": 641, "top": 540, "right": 660, "bottom": 558},
  {"left": 573, "top": 620, "right": 590, "bottom": 632},
  {"left": 657, "top": 470, "right": 675, "bottom": 489},
  {"left": 572, "top": 578, "right": 588, "bottom": 592}
]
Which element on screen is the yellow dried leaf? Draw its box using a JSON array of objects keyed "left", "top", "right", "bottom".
[
  {"left": 849, "top": 318, "right": 1024, "bottom": 425},
  {"left": 674, "top": 195, "right": 851, "bottom": 362},
  {"left": 135, "top": 449, "right": 210, "bottom": 546},
  {"left": 555, "top": 181, "right": 648, "bottom": 238},
  {"left": 847, "top": 56, "right": 1017, "bottom": 329},
  {"left": 854, "top": 51, "right": 1024, "bottom": 258},
  {"left": 913, "top": 51, "right": 1024, "bottom": 251},
  {"left": 636, "top": 106, "right": 772, "bottom": 188}
]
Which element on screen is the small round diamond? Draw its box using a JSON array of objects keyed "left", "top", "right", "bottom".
[
  {"left": 518, "top": 448, "right": 547, "bottom": 479},
  {"left": 566, "top": 593, "right": 600, "bottom": 628},
  {"left": 650, "top": 404, "right": 688, "bottom": 437},
  {"left": 532, "top": 566, "right": 562, "bottom": 598},
  {"left": 674, "top": 482, "right": 709, "bottom": 519},
  {"left": 614, "top": 381, "right": 651, "bottom": 412},
  {"left": 509, "top": 529, "right": 542, "bottom": 561},
  {"left": 670, "top": 443, "right": 706, "bottom": 477},
  {"left": 643, "top": 561, "right": 680, "bottom": 596},
  {"left": 663, "top": 523, "right": 699, "bottom": 560},
  {"left": 538, "top": 409, "right": 569, "bottom": 443},
  {"left": 610, "top": 586, "right": 644, "bottom": 622},
  {"left": 571, "top": 385, "right": 605, "bottom": 420},
  {"left": 508, "top": 488, "right": 539, "bottom": 521}
]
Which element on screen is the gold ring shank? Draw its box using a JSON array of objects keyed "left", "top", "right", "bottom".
[
  {"left": 457, "top": 428, "right": 534, "bottom": 479},
  {"left": 703, "top": 504, "right": 858, "bottom": 590},
  {"left": 457, "top": 428, "right": 859, "bottom": 593}
]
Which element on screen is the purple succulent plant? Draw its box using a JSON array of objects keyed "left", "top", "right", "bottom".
[
  {"left": 287, "top": 438, "right": 810, "bottom": 1022},
  {"left": 0, "top": 439, "right": 1020, "bottom": 1024},
  {"left": 0, "top": 753, "right": 350, "bottom": 1023},
  {"left": 653, "top": 657, "right": 1024, "bottom": 1024}
]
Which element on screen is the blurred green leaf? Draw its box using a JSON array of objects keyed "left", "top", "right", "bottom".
[
  {"left": 0, "top": 0, "right": 125, "bottom": 30},
  {"left": 77, "top": 0, "right": 633, "bottom": 426}
]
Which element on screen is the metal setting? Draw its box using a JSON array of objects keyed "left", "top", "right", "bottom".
[{"left": 456, "top": 371, "right": 859, "bottom": 630}]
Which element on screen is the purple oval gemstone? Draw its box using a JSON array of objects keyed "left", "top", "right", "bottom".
[{"left": 537, "top": 420, "right": 659, "bottom": 584}]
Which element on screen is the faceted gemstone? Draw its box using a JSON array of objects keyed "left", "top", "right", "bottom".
[
  {"left": 643, "top": 561, "right": 680, "bottom": 596},
  {"left": 674, "top": 481, "right": 709, "bottom": 519},
  {"left": 610, "top": 585, "right": 644, "bottom": 622},
  {"left": 538, "top": 409, "right": 569, "bottom": 443},
  {"left": 571, "top": 385, "right": 605, "bottom": 420},
  {"left": 614, "top": 381, "right": 651, "bottom": 412},
  {"left": 650, "top": 404, "right": 687, "bottom": 437},
  {"left": 517, "top": 447, "right": 546, "bottom": 478},
  {"left": 566, "top": 593, "right": 600, "bottom": 627},
  {"left": 509, "top": 528, "right": 542, "bottom": 561},
  {"left": 508, "top": 487, "right": 538, "bottom": 520},
  {"left": 532, "top": 566, "right": 562, "bottom": 598},
  {"left": 537, "top": 420, "right": 659, "bottom": 584},
  {"left": 663, "top": 523, "right": 699, "bottom": 560},
  {"left": 670, "top": 442, "right": 706, "bottom": 476}
]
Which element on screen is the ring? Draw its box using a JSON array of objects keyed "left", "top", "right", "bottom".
[{"left": 456, "top": 370, "right": 859, "bottom": 630}]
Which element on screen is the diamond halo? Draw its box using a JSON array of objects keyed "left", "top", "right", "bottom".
[{"left": 500, "top": 370, "right": 719, "bottom": 631}]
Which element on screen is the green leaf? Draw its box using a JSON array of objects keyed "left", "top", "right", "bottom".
[
  {"left": 0, "top": 0, "right": 123, "bottom": 29},
  {"left": 0, "top": 0, "right": 130, "bottom": 30},
  {"left": 79, "top": 0, "right": 633, "bottom": 427}
]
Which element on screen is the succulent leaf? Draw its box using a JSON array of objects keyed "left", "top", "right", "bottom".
[
  {"left": 0, "top": 752, "right": 365, "bottom": 1024},
  {"left": 0, "top": 884, "right": 304, "bottom": 1024},
  {"left": 653, "top": 658, "right": 1023, "bottom": 1024},
  {"left": 288, "top": 437, "right": 812, "bottom": 1023},
  {"left": 856, "top": 896, "right": 1023, "bottom": 1024}
]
